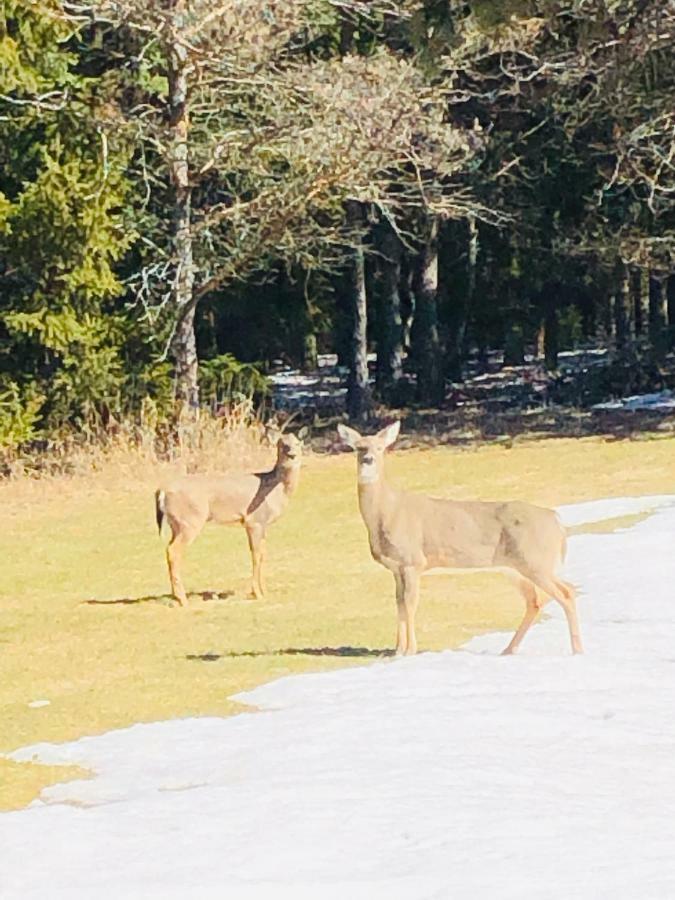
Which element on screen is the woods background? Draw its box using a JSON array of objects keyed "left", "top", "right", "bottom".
[{"left": 1, "top": 0, "right": 674, "bottom": 452}]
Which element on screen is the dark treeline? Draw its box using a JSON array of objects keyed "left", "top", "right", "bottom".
[{"left": 1, "top": 1, "right": 674, "bottom": 447}]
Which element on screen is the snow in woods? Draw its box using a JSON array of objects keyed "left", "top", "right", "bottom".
[
  {"left": 3, "top": 496, "right": 675, "bottom": 899},
  {"left": 591, "top": 389, "right": 675, "bottom": 411}
]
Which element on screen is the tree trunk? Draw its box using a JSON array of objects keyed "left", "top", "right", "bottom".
[
  {"left": 667, "top": 275, "right": 675, "bottom": 344},
  {"left": 614, "top": 262, "right": 633, "bottom": 351},
  {"left": 301, "top": 273, "right": 319, "bottom": 373},
  {"left": 544, "top": 307, "right": 559, "bottom": 370},
  {"left": 167, "top": 7, "right": 198, "bottom": 408},
  {"left": 631, "top": 268, "right": 645, "bottom": 336},
  {"left": 411, "top": 220, "right": 443, "bottom": 404},
  {"left": 373, "top": 216, "right": 403, "bottom": 401},
  {"left": 649, "top": 274, "right": 669, "bottom": 359},
  {"left": 339, "top": 15, "right": 356, "bottom": 55},
  {"left": 537, "top": 286, "right": 559, "bottom": 371},
  {"left": 172, "top": 303, "right": 199, "bottom": 408},
  {"left": 302, "top": 332, "right": 318, "bottom": 373},
  {"left": 605, "top": 292, "right": 616, "bottom": 343},
  {"left": 399, "top": 255, "right": 415, "bottom": 353},
  {"left": 503, "top": 323, "right": 525, "bottom": 366},
  {"left": 536, "top": 322, "right": 545, "bottom": 360},
  {"left": 637, "top": 269, "right": 650, "bottom": 338},
  {"left": 446, "top": 216, "right": 477, "bottom": 381},
  {"left": 344, "top": 200, "right": 371, "bottom": 422}
]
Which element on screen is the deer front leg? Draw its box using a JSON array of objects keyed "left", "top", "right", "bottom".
[
  {"left": 394, "top": 571, "right": 407, "bottom": 656},
  {"left": 401, "top": 566, "right": 420, "bottom": 656},
  {"left": 246, "top": 524, "right": 266, "bottom": 599}
]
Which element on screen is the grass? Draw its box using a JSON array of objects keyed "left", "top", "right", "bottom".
[{"left": 2, "top": 433, "right": 675, "bottom": 810}]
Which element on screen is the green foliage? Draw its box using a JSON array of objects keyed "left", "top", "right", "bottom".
[
  {"left": 0, "top": 0, "right": 74, "bottom": 94},
  {"left": 472, "top": 0, "right": 536, "bottom": 29},
  {"left": 558, "top": 307, "right": 584, "bottom": 350},
  {"left": 0, "top": 138, "right": 137, "bottom": 429},
  {"left": 199, "top": 355, "right": 270, "bottom": 408},
  {"left": 0, "top": 379, "right": 44, "bottom": 450},
  {"left": 0, "top": 0, "right": 144, "bottom": 440},
  {"left": 5, "top": 147, "right": 133, "bottom": 301}
]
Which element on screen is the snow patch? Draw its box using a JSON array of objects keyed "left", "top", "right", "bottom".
[{"left": 592, "top": 389, "right": 675, "bottom": 411}]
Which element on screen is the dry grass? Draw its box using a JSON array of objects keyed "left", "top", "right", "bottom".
[
  {"left": 3, "top": 399, "right": 271, "bottom": 483},
  {"left": 2, "top": 432, "right": 675, "bottom": 811}
]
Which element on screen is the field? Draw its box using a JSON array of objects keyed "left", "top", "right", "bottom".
[{"left": 2, "top": 433, "right": 675, "bottom": 810}]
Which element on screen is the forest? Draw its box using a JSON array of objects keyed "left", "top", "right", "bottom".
[{"left": 1, "top": 0, "right": 674, "bottom": 451}]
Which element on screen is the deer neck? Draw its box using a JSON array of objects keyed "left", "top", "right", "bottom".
[
  {"left": 357, "top": 469, "right": 392, "bottom": 531},
  {"left": 274, "top": 461, "right": 301, "bottom": 496}
]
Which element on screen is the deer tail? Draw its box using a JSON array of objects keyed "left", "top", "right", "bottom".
[{"left": 155, "top": 489, "right": 165, "bottom": 536}]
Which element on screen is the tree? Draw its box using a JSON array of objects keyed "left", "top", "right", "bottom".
[
  {"left": 0, "top": 0, "right": 136, "bottom": 440},
  {"left": 63, "top": 0, "right": 472, "bottom": 410},
  {"left": 373, "top": 212, "right": 404, "bottom": 401}
]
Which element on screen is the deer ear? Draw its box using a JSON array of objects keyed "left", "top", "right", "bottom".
[
  {"left": 337, "top": 424, "right": 361, "bottom": 449},
  {"left": 297, "top": 425, "right": 309, "bottom": 442},
  {"left": 377, "top": 420, "right": 400, "bottom": 448}
]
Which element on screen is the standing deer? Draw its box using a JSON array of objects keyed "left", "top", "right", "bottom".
[
  {"left": 337, "top": 421, "right": 582, "bottom": 656},
  {"left": 155, "top": 431, "right": 305, "bottom": 605}
]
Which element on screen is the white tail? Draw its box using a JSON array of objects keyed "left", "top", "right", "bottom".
[
  {"left": 338, "top": 422, "right": 582, "bottom": 656},
  {"left": 156, "top": 432, "right": 304, "bottom": 604}
]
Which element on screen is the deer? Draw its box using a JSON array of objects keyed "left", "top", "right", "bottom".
[
  {"left": 155, "top": 429, "right": 305, "bottom": 605},
  {"left": 337, "top": 421, "right": 582, "bottom": 657}
]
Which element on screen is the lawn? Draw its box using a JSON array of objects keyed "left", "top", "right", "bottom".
[{"left": 2, "top": 433, "right": 675, "bottom": 809}]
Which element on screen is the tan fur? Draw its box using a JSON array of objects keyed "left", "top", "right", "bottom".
[
  {"left": 338, "top": 422, "right": 582, "bottom": 656},
  {"left": 156, "top": 433, "right": 303, "bottom": 605}
]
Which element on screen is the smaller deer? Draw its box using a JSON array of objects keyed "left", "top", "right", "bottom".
[
  {"left": 155, "top": 430, "right": 305, "bottom": 605},
  {"left": 338, "top": 421, "right": 582, "bottom": 656}
]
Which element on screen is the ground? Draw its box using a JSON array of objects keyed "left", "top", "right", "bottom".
[
  {"left": 3, "top": 493, "right": 675, "bottom": 899},
  {"left": 2, "top": 434, "right": 675, "bottom": 810}
]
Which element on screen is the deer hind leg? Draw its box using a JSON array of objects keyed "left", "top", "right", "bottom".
[
  {"left": 394, "top": 571, "right": 407, "bottom": 657},
  {"left": 502, "top": 576, "right": 543, "bottom": 656},
  {"left": 166, "top": 529, "right": 196, "bottom": 607},
  {"left": 246, "top": 524, "right": 267, "bottom": 599},
  {"left": 401, "top": 566, "right": 421, "bottom": 656},
  {"left": 520, "top": 569, "right": 583, "bottom": 655},
  {"left": 552, "top": 578, "right": 583, "bottom": 655}
]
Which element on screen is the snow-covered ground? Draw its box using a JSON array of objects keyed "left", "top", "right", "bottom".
[
  {"left": 592, "top": 389, "right": 675, "bottom": 411},
  {"left": 3, "top": 495, "right": 675, "bottom": 900}
]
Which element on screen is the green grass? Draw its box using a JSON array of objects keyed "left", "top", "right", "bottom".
[{"left": 2, "top": 435, "right": 675, "bottom": 810}]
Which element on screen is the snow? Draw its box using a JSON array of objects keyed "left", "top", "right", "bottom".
[
  {"left": 592, "top": 389, "right": 675, "bottom": 411},
  {"left": 3, "top": 494, "right": 675, "bottom": 899}
]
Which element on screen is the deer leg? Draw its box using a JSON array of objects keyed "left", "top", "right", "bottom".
[
  {"left": 553, "top": 578, "right": 583, "bottom": 655},
  {"left": 401, "top": 567, "right": 421, "bottom": 656},
  {"left": 246, "top": 524, "right": 266, "bottom": 599},
  {"left": 258, "top": 535, "right": 268, "bottom": 596},
  {"left": 502, "top": 577, "right": 542, "bottom": 656},
  {"left": 166, "top": 532, "right": 191, "bottom": 607},
  {"left": 394, "top": 571, "right": 407, "bottom": 656},
  {"left": 519, "top": 570, "right": 583, "bottom": 655}
]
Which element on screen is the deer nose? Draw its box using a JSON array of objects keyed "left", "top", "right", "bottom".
[{"left": 363, "top": 455, "right": 375, "bottom": 466}]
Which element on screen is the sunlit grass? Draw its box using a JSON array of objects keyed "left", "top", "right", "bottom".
[{"left": 2, "top": 434, "right": 675, "bottom": 810}]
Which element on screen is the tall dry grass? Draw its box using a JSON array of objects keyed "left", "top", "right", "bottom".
[{"left": 0, "top": 399, "right": 283, "bottom": 504}]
